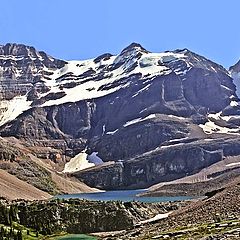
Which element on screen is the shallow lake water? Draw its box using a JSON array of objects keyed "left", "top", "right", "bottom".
[{"left": 55, "top": 189, "right": 194, "bottom": 203}]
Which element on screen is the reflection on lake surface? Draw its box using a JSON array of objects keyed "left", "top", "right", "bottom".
[{"left": 55, "top": 189, "right": 194, "bottom": 203}]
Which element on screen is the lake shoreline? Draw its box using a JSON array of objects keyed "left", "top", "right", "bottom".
[{"left": 54, "top": 189, "right": 196, "bottom": 203}]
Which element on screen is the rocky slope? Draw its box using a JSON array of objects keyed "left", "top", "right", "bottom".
[
  {"left": 0, "top": 42, "right": 240, "bottom": 193},
  {"left": 0, "top": 169, "right": 51, "bottom": 200},
  {"left": 103, "top": 176, "right": 240, "bottom": 239},
  {"left": 0, "top": 136, "right": 99, "bottom": 199}
]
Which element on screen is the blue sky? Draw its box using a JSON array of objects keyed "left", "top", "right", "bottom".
[{"left": 1, "top": 0, "right": 240, "bottom": 68}]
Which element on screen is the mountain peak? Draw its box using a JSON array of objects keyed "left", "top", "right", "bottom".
[
  {"left": 0, "top": 42, "right": 37, "bottom": 56},
  {"left": 230, "top": 59, "right": 240, "bottom": 72},
  {"left": 120, "top": 42, "right": 149, "bottom": 54},
  {"left": 113, "top": 43, "right": 149, "bottom": 67}
]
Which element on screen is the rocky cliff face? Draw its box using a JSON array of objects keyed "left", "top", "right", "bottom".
[
  {"left": 74, "top": 137, "right": 240, "bottom": 189},
  {"left": 0, "top": 42, "right": 240, "bottom": 191},
  {"left": 0, "top": 43, "right": 65, "bottom": 99}
]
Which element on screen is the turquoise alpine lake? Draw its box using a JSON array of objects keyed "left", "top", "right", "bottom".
[{"left": 55, "top": 189, "right": 194, "bottom": 203}]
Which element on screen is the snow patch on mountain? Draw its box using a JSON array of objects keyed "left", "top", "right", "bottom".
[
  {"left": 168, "top": 115, "right": 186, "bottom": 120},
  {"left": 139, "top": 211, "right": 172, "bottom": 224},
  {"left": 0, "top": 95, "right": 32, "bottom": 126},
  {"left": 199, "top": 120, "right": 240, "bottom": 135},
  {"left": 199, "top": 111, "right": 240, "bottom": 135},
  {"left": 63, "top": 151, "right": 103, "bottom": 173},
  {"left": 226, "top": 162, "right": 240, "bottom": 167},
  {"left": 0, "top": 55, "right": 24, "bottom": 61},
  {"left": 221, "top": 115, "right": 240, "bottom": 121},
  {"left": 106, "top": 129, "right": 119, "bottom": 135},
  {"left": 63, "top": 152, "right": 94, "bottom": 173},
  {"left": 132, "top": 84, "right": 151, "bottom": 98},
  {"left": 124, "top": 114, "right": 156, "bottom": 127},
  {"left": 230, "top": 100, "right": 240, "bottom": 107},
  {"left": 42, "top": 76, "right": 127, "bottom": 107},
  {"left": 56, "top": 59, "right": 99, "bottom": 77}
]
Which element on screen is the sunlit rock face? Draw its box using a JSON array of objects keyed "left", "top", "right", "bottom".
[{"left": 0, "top": 43, "right": 65, "bottom": 99}]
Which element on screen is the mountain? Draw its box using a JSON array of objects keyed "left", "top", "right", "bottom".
[
  {"left": 0, "top": 42, "right": 240, "bottom": 196},
  {"left": 230, "top": 59, "right": 240, "bottom": 97}
]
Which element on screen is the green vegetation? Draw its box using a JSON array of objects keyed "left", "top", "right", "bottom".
[
  {"left": 0, "top": 222, "right": 42, "bottom": 240},
  {"left": 0, "top": 198, "right": 138, "bottom": 239},
  {"left": 0, "top": 223, "right": 96, "bottom": 240},
  {"left": 0, "top": 201, "right": 47, "bottom": 239}
]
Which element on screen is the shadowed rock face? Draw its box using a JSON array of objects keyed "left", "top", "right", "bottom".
[
  {"left": 0, "top": 42, "right": 239, "bottom": 190},
  {"left": 74, "top": 137, "right": 240, "bottom": 190},
  {"left": 230, "top": 59, "right": 240, "bottom": 96},
  {"left": 73, "top": 143, "right": 224, "bottom": 189},
  {"left": 230, "top": 59, "right": 240, "bottom": 73}
]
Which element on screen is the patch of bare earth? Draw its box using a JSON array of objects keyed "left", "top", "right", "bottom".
[
  {"left": 51, "top": 172, "right": 102, "bottom": 194},
  {"left": 0, "top": 169, "right": 51, "bottom": 200},
  {"left": 29, "top": 153, "right": 101, "bottom": 194}
]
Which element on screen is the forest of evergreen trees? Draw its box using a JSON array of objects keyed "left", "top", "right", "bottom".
[{"left": 0, "top": 203, "right": 22, "bottom": 240}]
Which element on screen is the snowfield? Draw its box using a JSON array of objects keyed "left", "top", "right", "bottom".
[
  {"left": 40, "top": 49, "right": 188, "bottom": 107},
  {"left": 0, "top": 95, "right": 32, "bottom": 126},
  {"left": 63, "top": 151, "right": 103, "bottom": 173},
  {"left": 0, "top": 44, "right": 238, "bottom": 130}
]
